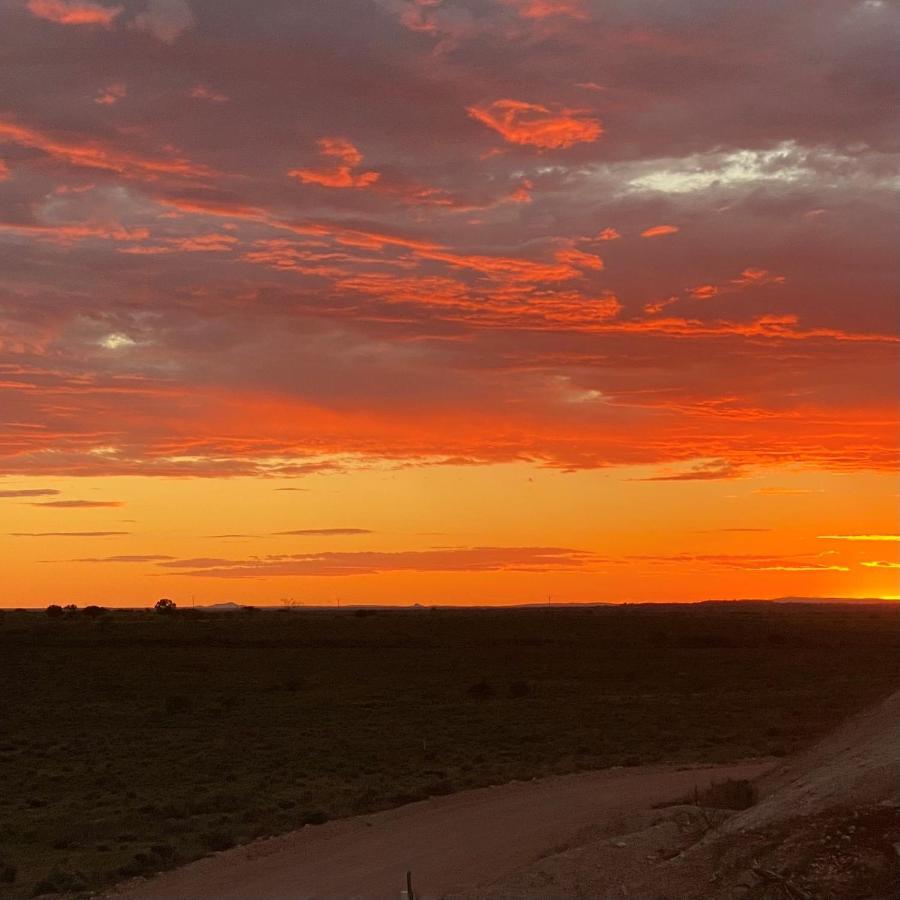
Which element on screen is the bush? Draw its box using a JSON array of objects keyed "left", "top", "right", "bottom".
[
  {"left": 32, "top": 867, "right": 86, "bottom": 896},
  {"left": 45, "top": 605, "right": 63, "bottom": 619},
  {"left": 696, "top": 778, "right": 757, "bottom": 810},
  {"left": 164, "top": 695, "right": 191, "bottom": 715},
  {"left": 303, "top": 810, "right": 328, "bottom": 826},
  {"left": 508, "top": 680, "right": 532, "bottom": 699},
  {"left": 200, "top": 829, "right": 235, "bottom": 852},
  {"left": 83, "top": 605, "right": 107, "bottom": 618},
  {"left": 467, "top": 679, "right": 493, "bottom": 699},
  {"left": 155, "top": 598, "right": 176, "bottom": 614}
]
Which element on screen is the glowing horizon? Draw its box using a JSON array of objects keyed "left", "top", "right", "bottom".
[{"left": 1, "top": 0, "right": 897, "bottom": 606}]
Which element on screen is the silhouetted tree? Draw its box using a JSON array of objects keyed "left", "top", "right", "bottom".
[
  {"left": 83, "top": 605, "right": 107, "bottom": 618},
  {"left": 45, "top": 605, "right": 64, "bottom": 618},
  {"left": 155, "top": 598, "right": 176, "bottom": 614}
]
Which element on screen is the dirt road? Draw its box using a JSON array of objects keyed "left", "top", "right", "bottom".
[{"left": 110, "top": 760, "right": 772, "bottom": 899}]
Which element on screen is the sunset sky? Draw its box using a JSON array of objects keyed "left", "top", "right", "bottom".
[{"left": 1, "top": 0, "right": 897, "bottom": 606}]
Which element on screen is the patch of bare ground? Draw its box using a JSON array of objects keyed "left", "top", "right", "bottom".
[{"left": 460, "top": 689, "right": 900, "bottom": 899}]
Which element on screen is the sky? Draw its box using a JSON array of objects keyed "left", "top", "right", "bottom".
[{"left": 0, "top": 0, "right": 898, "bottom": 607}]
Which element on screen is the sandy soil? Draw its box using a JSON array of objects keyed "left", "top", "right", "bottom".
[
  {"left": 106, "top": 760, "right": 773, "bottom": 899},
  {"left": 464, "top": 688, "right": 900, "bottom": 900}
]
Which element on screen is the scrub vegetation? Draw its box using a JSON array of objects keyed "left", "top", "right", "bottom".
[{"left": 0, "top": 601, "right": 897, "bottom": 897}]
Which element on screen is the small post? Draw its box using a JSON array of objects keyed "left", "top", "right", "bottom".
[{"left": 401, "top": 869, "right": 415, "bottom": 900}]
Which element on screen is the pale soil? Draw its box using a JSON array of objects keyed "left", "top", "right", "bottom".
[
  {"left": 464, "top": 688, "right": 900, "bottom": 900},
  {"left": 106, "top": 760, "right": 773, "bottom": 900}
]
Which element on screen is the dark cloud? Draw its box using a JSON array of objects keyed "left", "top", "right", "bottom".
[
  {"left": 157, "top": 545, "right": 595, "bottom": 577},
  {"left": 10, "top": 530, "right": 130, "bottom": 537},
  {"left": 29, "top": 499, "right": 123, "bottom": 507},
  {"left": 0, "top": 488, "right": 61, "bottom": 497},
  {"left": 274, "top": 528, "right": 374, "bottom": 536},
  {"left": 0, "top": 0, "right": 896, "bottom": 477}
]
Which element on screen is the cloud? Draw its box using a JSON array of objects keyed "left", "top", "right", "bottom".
[
  {"left": 190, "top": 85, "right": 228, "bottom": 103},
  {"left": 159, "top": 546, "right": 595, "bottom": 578},
  {"left": 289, "top": 138, "right": 380, "bottom": 189},
  {"left": 29, "top": 499, "right": 123, "bottom": 508},
  {"left": 860, "top": 560, "right": 900, "bottom": 568},
  {"left": 26, "top": 0, "right": 122, "bottom": 27},
  {"left": 501, "top": 0, "right": 587, "bottom": 20},
  {"left": 94, "top": 83, "right": 126, "bottom": 106},
  {"left": 637, "top": 460, "right": 744, "bottom": 482},
  {"left": 131, "top": 0, "right": 194, "bottom": 42},
  {"left": 274, "top": 528, "right": 374, "bottom": 536},
  {"left": 68, "top": 554, "right": 175, "bottom": 562},
  {"left": 753, "top": 488, "right": 824, "bottom": 496},
  {"left": 0, "top": 117, "right": 212, "bottom": 180},
  {"left": 641, "top": 225, "right": 679, "bottom": 238},
  {"left": 10, "top": 531, "right": 130, "bottom": 537},
  {"left": 0, "top": 0, "right": 897, "bottom": 487},
  {"left": 629, "top": 552, "right": 849, "bottom": 573},
  {"left": 467, "top": 100, "right": 602, "bottom": 149},
  {"left": 0, "top": 488, "right": 61, "bottom": 498},
  {"left": 818, "top": 535, "right": 899, "bottom": 542}
]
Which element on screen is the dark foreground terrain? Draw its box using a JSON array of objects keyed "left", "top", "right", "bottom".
[{"left": 0, "top": 602, "right": 897, "bottom": 898}]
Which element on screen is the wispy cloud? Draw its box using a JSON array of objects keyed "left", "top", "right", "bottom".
[
  {"left": 159, "top": 546, "right": 595, "bottom": 578},
  {"left": 274, "top": 528, "right": 374, "bottom": 536},
  {"left": 10, "top": 531, "right": 130, "bottom": 537},
  {"left": 0, "top": 488, "right": 61, "bottom": 498},
  {"left": 27, "top": 0, "right": 122, "bottom": 27},
  {"left": 467, "top": 99, "right": 602, "bottom": 149},
  {"left": 29, "top": 499, "right": 123, "bottom": 508}
]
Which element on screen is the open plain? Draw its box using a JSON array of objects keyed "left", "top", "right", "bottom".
[{"left": 1, "top": 602, "right": 898, "bottom": 897}]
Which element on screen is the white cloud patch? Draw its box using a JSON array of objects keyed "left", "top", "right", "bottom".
[{"left": 100, "top": 333, "right": 135, "bottom": 349}]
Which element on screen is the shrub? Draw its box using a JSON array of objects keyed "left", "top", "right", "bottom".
[
  {"left": 508, "top": 680, "right": 532, "bottom": 699},
  {"left": 303, "top": 810, "right": 328, "bottom": 825},
  {"left": 164, "top": 695, "right": 191, "bottom": 715},
  {"left": 696, "top": 778, "right": 757, "bottom": 810},
  {"left": 467, "top": 679, "right": 493, "bottom": 699},
  {"left": 155, "top": 598, "right": 176, "bottom": 614},
  {"left": 45, "top": 605, "right": 64, "bottom": 619},
  {"left": 32, "top": 867, "right": 86, "bottom": 896},
  {"left": 200, "top": 829, "right": 235, "bottom": 852},
  {"left": 83, "top": 605, "right": 107, "bottom": 618}
]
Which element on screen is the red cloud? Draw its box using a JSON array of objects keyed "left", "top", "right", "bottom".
[
  {"left": 641, "top": 224, "right": 679, "bottom": 238},
  {"left": 94, "top": 82, "right": 126, "bottom": 105},
  {"left": 289, "top": 138, "right": 380, "bottom": 189},
  {"left": 26, "top": 0, "right": 122, "bottom": 26},
  {"left": 0, "top": 118, "right": 212, "bottom": 181},
  {"left": 501, "top": 0, "right": 587, "bottom": 19},
  {"left": 467, "top": 100, "right": 602, "bottom": 149},
  {"left": 190, "top": 85, "right": 229, "bottom": 103}
]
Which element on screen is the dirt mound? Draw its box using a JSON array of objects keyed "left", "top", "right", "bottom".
[
  {"left": 722, "top": 687, "right": 899, "bottom": 835},
  {"left": 463, "top": 689, "right": 900, "bottom": 899}
]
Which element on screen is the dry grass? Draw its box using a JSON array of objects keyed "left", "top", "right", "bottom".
[{"left": 0, "top": 602, "right": 897, "bottom": 898}]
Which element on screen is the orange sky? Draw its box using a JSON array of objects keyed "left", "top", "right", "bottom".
[{"left": 1, "top": 0, "right": 898, "bottom": 606}]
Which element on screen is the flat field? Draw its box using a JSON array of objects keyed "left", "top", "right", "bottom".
[{"left": 0, "top": 602, "right": 897, "bottom": 898}]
